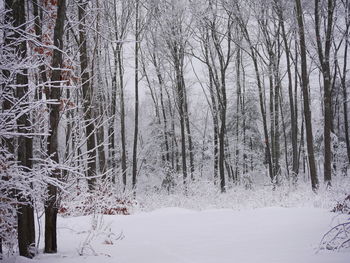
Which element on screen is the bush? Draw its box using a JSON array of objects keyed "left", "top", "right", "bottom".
[{"left": 319, "top": 194, "right": 350, "bottom": 251}]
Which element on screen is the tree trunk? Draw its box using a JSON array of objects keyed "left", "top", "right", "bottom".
[
  {"left": 44, "top": 0, "right": 66, "bottom": 253},
  {"left": 5, "top": 0, "right": 36, "bottom": 258},
  {"left": 315, "top": 0, "right": 334, "bottom": 186},
  {"left": 275, "top": 0, "right": 298, "bottom": 182},
  {"left": 117, "top": 45, "right": 127, "bottom": 190},
  {"left": 218, "top": 69, "right": 227, "bottom": 193},
  {"left": 183, "top": 75, "right": 195, "bottom": 180},
  {"left": 269, "top": 57, "right": 276, "bottom": 181},
  {"left": 341, "top": 1, "right": 350, "bottom": 163},
  {"left": 78, "top": 0, "right": 97, "bottom": 190},
  {"left": 295, "top": 0, "right": 319, "bottom": 191},
  {"left": 235, "top": 48, "right": 241, "bottom": 181},
  {"left": 175, "top": 58, "right": 188, "bottom": 186},
  {"left": 109, "top": 50, "right": 118, "bottom": 182},
  {"left": 152, "top": 53, "right": 170, "bottom": 164},
  {"left": 204, "top": 39, "right": 219, "bottom": 184},
  {"left": 132, "top": 0, "right": 140, "bottom": 193},
  {"left": 209, "top": 73, "right": 219, "bottom": 185},
  {"left": 236, "top": 12, "right": 274, "bottom": 182},
  {"left": 94, "top": 0, "right": 107, "bottom": 177},
  {"left": 251, "top": 51, "right": 274, "bottom": 181},
  {"left": 273, "top": 51, "right": 281, "bottom": 184}
]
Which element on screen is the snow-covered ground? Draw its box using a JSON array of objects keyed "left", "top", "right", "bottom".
[{"left": 5, "top": 207, "right": 349, "bottom": 263}]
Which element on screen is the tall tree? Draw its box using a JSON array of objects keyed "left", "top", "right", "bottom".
[
  {"left": 339, "top": 0, "right": 350, "bottom": 163},
  {"left": 294, "top": 0, "right": 319, "bottom": 191},
  {"left": 274, "top": 0, "right": 299, "bottom": 181},
  {"left": 232, "top": 1, "right": 274, "bottom": 182},
  {"left": 158, "top": 0, "right": 191, "bottom": 187},
  {"left": 132, "top": 0, "right": 140, "bottom": 193},
  {"left": 315, "top": 0, "right": 335, "bottom": 186},
  {"left": 4, "top": 0, "right": 36, "bottom": 258},
  {"left": 78, "top": 0, "right": 97, "bottom": 190},
  {"left": 44, "top": 0, "right": 66, "bottom": 253}
]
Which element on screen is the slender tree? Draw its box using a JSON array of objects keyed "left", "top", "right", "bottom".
[
  {"left": 295, "top": 0, "right": 319, "bottom": 191},
  {"left": 315, "top": 0, "right": 335, "bottom": 186},
  {"left": 78, "top": 0, "right": 97, "bottom": 190},
  {"left": 132, "top": 0, "right": 140, "bottom": 193}
]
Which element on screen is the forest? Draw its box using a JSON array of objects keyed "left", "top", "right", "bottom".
[{"left": 1, "top": 0, "right": 350, "bottom": 262}]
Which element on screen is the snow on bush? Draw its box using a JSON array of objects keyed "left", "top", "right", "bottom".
[
  {"left": 59, "top": 180, "right": 138, "bottom": 217},
  {"left": 319, "top": 195, "right": 350, "bottom": 251},
  {"left": 136, "top": 172, "right": 350, "bottom": 212}
]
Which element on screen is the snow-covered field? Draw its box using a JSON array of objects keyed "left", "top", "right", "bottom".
[{"left": 4, "top": 206, "right": 349, "bottom": 263}]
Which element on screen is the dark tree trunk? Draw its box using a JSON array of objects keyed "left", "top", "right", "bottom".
[
  {"left": 183, "top": 78, "right": 195, "bottom": 180},
  {"left": 235, "top": 47, "right": 242, "bottom": 181},
  {"left": 160, "top": 78, "right": 170, "bottom": 164},
  {"left": 268, "top": 58, "right": 276, "bottom": 181},
  {"left": 295, "top": 0, "right": 319, "bottom": 191},
  {"left": 132, "top": 0, "right": 140, "bottom": 193},
  {"left": 44, "top": 0, "right": 66, "bottom": 253},
  {"left": 210, "top": 12, "right": 233, "bottom": 193},
  {"left": 32, "top": 0, "right": 48, "bottom": 88},
  {"left": 210, "top": 75, "right": 219, "bottom": 185},
  {"left": 109, "top": 50, "right": 118, "bottom": 182},
  {"left": 315, "top": 0, "right": 334, "bottom": 186},
  {"left": 273, "top": 49, "right": 281, "bottom": 184},
  {"left": 341, "top": 1, "right": 350, "bottom": 163},
  {"left": 152, "top": 53, "right": 170, "bottom": 164},
  {"left": 5, "top": 0, "right": 36, "bottom": 258},
  {"left": 117, "top": 45, "right": 127, "bottom": 190},
  {"left": 275, "top": 0, "right": 298, "bottom": 182},
  {"left": 17, "top": 199, "right": 35, "bottom": 258},
  {"left": 279, "top": 94, "right": 290, "bottom": 179},
  {"left": 166, "top": 87, "right": 177, "bottom": 171},
  {"left": 203, "top": 37, "right": 219, "bottom": 184},
  {"left": 251, "top": 51, "right": 274, "bottom": 182},
  {"left": 175, "top": 57, "right": 188, "bottom": 186},
  {"left": 78, "top": 0, "right": 97, "bottom": 190},
  {"left": 218, "top": 69, "right": 227, "bottom": 193}
]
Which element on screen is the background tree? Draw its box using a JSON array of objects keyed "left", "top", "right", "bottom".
[
  {"left": 315, "top": 0, "right": 336, "bottom": 186},
  {"left": 294, "top": 0, "right": 319, "bottom": 191}
]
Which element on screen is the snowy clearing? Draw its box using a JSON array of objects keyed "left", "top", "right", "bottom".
[{"left": 5, "top": 207, "right": 350, "bottom": 263}]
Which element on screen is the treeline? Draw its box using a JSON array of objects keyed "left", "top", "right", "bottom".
[{"left": 0, "top": 0, "right": 349, "bottom": 259}]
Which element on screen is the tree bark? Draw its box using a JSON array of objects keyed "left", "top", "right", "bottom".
[
  {"left": 132, "top": 0, "right": 140, "bottom": 193},
  {"left": 175, "top": 53, "right": 188, "bottom": 186},
  {"left": 295, "top": 0, "right": 319, "bottom": 191},
  {"left": 341, "top": 0, "right": 350, "bottom": 163},
  {"left": 151, "top": 51, "right": 170, "bottom": 164},
  {"left": 315, "top": 0, "right": 334, "bottom": 186},
  {"left": 183, "top": 76, "right": 195, "bottom": 180},
  {"left": 94, "top": 0, "right": 107, "bottom": 177},
  {"left": 118, "top": 45, "right": 127, "bottom": 190},
  {"left": 280, "top": 2, "right": 298, "bottom": 180},
  {"left": 78, "top": 0, "right": 97, "bottom": 190},
  {"left": 109, "top": 50, "right": 118, "bottom": 182},
  {"left": 44, "top": 0, "right": 66, "bottom": 253},
  {"left": 5, "top": 0, "right": 36, "bottom": 258}
]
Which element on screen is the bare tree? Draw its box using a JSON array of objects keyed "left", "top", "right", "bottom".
[
  {"left": 2, "top": 0, "right": 35, "bottom": 258},
  {"left": 44, "top": 0, "right": 66, "bottom": 253},
  {"left": 294, "top": 0, "right": 319, "bottom": 191},
  {"left": 132, "top": 0, "right": 140, "bottom": 193},
  {"left": 78, "top": 0, "right": 97, "bottom": 190},
  {"left": 315, "top": 0, "right": 336, "bottom": 186}
]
